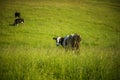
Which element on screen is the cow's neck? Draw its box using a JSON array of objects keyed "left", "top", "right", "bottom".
[{"left": 60, "top": 37, "right": 64, "bottom": 47}]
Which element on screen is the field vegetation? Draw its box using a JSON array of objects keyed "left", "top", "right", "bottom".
[{"left": 0, "top": 0, "right": 120, "bottom": 80}]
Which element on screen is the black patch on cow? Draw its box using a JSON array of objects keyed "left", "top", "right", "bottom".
[
  {"left": 59, "top": 37, "right": 64, "bottom": 46},
  {"left": 15, "top": 12, "right": 20, "bottom": 18}
]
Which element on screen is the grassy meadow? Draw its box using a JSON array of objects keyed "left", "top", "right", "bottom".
[{"left": 0, "top": 0, "right": 120, "bottom": 80}]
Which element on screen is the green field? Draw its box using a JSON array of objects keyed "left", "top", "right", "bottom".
[{"left": 0, "top": 0, "right": 120, "bottom": 80}]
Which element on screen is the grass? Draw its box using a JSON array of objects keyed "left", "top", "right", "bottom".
[{"left": 0, "top": 0, "right": 120, "bottom": 80}]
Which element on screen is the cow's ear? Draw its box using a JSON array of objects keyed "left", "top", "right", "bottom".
[{"left": 53, "top": 37, "right": 57, "bottom": 40}]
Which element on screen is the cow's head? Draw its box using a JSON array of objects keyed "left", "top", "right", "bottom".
[{"left": 53, "top": 37, "right": 64, "bottom": 46}]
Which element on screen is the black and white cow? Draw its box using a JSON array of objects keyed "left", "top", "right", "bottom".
[
  {"left": 13, "top": 18, "right": 24, "bottom": 26},
  {"left": 15, "top": 11, "right": 20, "bottom": 18},
  {"left": 53, "top": 34, "right": 81, "bottom": 50}
]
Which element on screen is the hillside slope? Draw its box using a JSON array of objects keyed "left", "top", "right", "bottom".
[{"left": 0, "top": 0, "right": 120, "bottom": 80}]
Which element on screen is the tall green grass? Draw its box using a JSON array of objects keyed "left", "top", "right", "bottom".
[
  {"left": 0, "top": 0, "right": 120, "bottom": 80},
  {"left": 0, "top": 47, "right": 119, "bottom": 80}
]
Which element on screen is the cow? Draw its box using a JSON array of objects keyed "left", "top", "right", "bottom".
[
  {"left": 13, "top": 18, "right": 24, "bottom": 26},
  {"left": 53, "top": 34, "right": 81, "bottom": 51},
  {"left": 15, "top": 11, "right": 20, "bottom": 18}
]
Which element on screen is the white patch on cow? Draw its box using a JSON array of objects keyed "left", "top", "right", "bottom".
[
  {"left": 63, "top": 35, "right": 69, "bottom": 47},
  {"left": 71, "top": 34, "right": 74, "bottom": 36},
  {"left": 56, "top": 37, "right": 61, "bottom": 46}
]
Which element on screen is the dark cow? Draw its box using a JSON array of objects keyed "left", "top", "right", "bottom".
[
  {"left": 14, "top": 18, "right": 24, "bottom": 26},
  {"left": 15, "top": 12, "right": 20, "bottom": 18},
  {"left": 53, "top": 34, "right": 81, "bottom": 51}
]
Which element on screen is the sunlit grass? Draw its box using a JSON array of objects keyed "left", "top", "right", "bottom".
[
  {"left": 0, "top": 46, "right": 119, "bottom": 80},
  {"left": 0, "top": 0, "right": 120, "bottom": 80}
]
